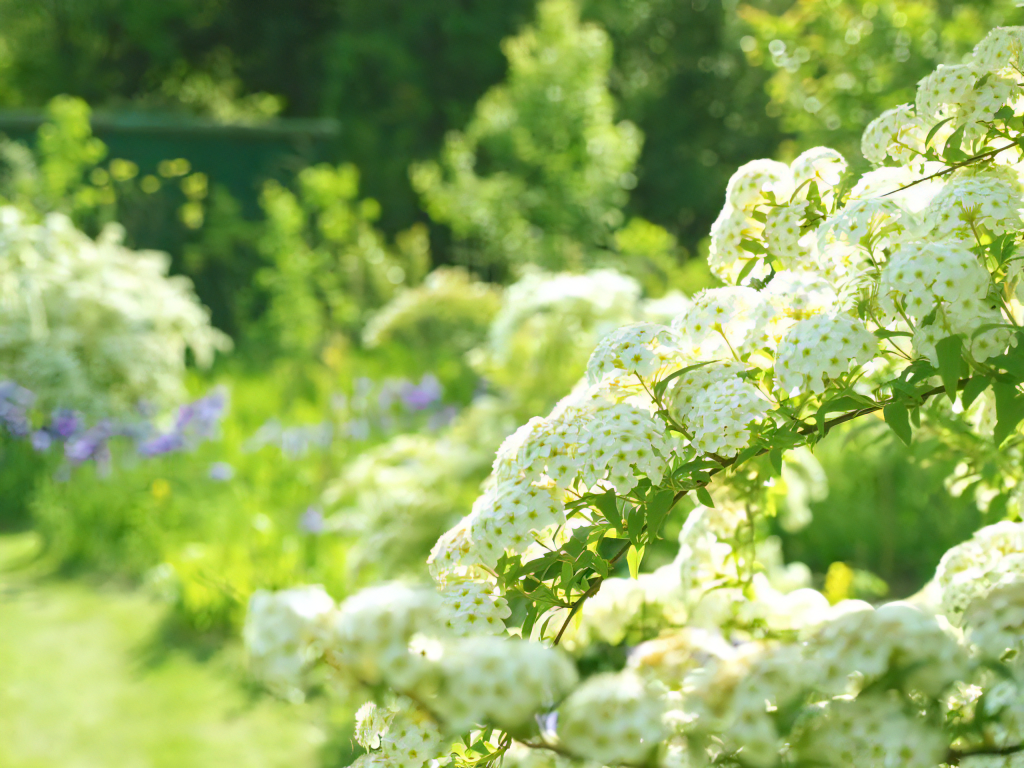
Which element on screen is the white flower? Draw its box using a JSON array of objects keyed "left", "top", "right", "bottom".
[
  {"left": 558, "top": 671, "right": 667, "bottom": 765},
  {"left": 922, "top": 172, "right": 1024, "bottom": 240},
  {"left": 809, "top": 601, "right": 967, "bottom": 696},
  {"left": 689, "top": 377, "right": 771, "bottom": 457},
  {"left": 861, "top": 104, "right": 928, "bottom": 166},
  {"left": 586, "top": 322, "right": 681, "bottom": 385},
  {"left": 708, "top": 204, "right": 767, "bottom": 284},
  {"left": 775, "top": 313, "right": 876, "bottom": 396},
  {"left": 243, "top": 585, "right": 335, "bottom": 700},
  {"left": 764, "top": 201, "right": 810, "bottom": 265},
  {"left": 879, "top": 241, "right": 1012, "bottom": 362},
  {"left": 426, "top": 637, "right": 577, "bottom": 731},
  {"left": 794, "top": 693, "right": 947, "bottom": 768},
  {"left": 354, "top": 701, "right": 396, "bottom": 750},
  {"left": 725, "top": 159, "right": 794, "bottom": 211},
  {"left": 963, "top": 577, "right": 1024, "bottom": 659},
  {"left": 329, "top": 584, "right": 441, "bottom": 687},
  {"left": 971, "top": 27, "right": 1024, "bottom": 75},
  {"left": 438, "top": 581, "right": 511, "bottom": 636},
  {"left": 791, "top": 146, "right": 847, "bottom": 193},
  {"left": 0, "top": 209, "right": 229, "bottom": 414},
  {"left": 937, "top": 521, "right": 1024, "bottom": 625},
  {"left": 916, "top": 64, "right": 976, "bottom": 120},
  {"left": 673, "top": 286, "right": 775, "bottom": 359}
]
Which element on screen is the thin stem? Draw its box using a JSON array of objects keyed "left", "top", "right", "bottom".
[
  {"left": 552, "top": 538, "right": 632, "bottom": 645},
  {"left": 883, "top": 145, "right": 1010, "bottom": 198},
  {"left": 948, "top": 743, "right": 1024, "bottom": 766}
]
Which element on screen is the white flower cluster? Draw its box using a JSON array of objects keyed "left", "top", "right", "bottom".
[
  {"left": 242, "top": 586, "right": 334, "bottom": 701},
  {"left": 361, "top": 266, "right": 501, "bottom": 348},
  {"left": 586, "top": 322, "right": 682, "bottom": 384},
  {"left": 427, "top": 637, "right": 578, "bottom": 731},
  {"left": 795, "top": 693, "right": 947, "bottom": 768},
  {"left": 688, "top": 377, "right": 771, "bottom": 456},
  {"left": 431, "top": 388, "right": 679, "bottom": 578},
  {"left": 709, "top": 148, "right": 848, "bottom": 281},
  {"left": 809, "top": 601, "right": 968, "bottom": 696},
  {"left": 438, "top": 580, "right": 511, "bottom": 636},
  {"left": 937, "top": 521, "right": 1024, "bottom": 625},
  {"left": 880, "top": 241, "right": 1011, "bottom": 363},
  {"left": 775, "top": 313, "right": 876, "bottom": 395},
  {"left": 0, "top": 208, "right": 229, "bottom": 414},
  {"left": 964, "top": 579, "right": 1024, "bottom": 660},
  {"left": 350, "top": 701, "right": 447, "bottom": 768},
  {"left": 557, "top": 671, "right": 667, "bottom": 765},
  {"left": 476, "top": 267, "right": 641, "bottom": 378}
]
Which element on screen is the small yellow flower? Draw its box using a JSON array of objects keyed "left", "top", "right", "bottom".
[
  {"left": 824, "top": 561, "right": 855, "bottom": 605},
  {"left": 151, "top": 478, "right": 172, "bottom": 500}
]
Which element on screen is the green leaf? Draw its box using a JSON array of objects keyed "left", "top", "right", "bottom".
[
  {"left": 627, "top": 544, "right": 645, "bottom": 580},
  {"left": 654, "top": 360, "right": 717, "bottom": 400},
  {"left": 925, "top": 116, "right": 955, "bottom": 146},
  {"left": 736, "top": 257, "right": 761, "bottom": 285},
  {"left": 873, "top": 328, "right": 913, "bottom": 340},
  {"left": 994, "top": 104, "right": 1015, "bottom": 121},
  {"left": 883, "top": 402, "right": 912, "bottom": 446},
  {"left": 769, "top": 448, "right": 784, "bottom": 476},
  {"left": 935, "top": 335, "right": 965, "bottom": 402},
  {"left": 740, "top": 238, "right": 767, "bottom": 255},
  {"left": 695, "top": 486, "right": 715, "bottom": 507},
  {"left": 595, "top": 490, "right": 623, "bottom": 531},
  {"left": 943, "top": 124, "right": 969, "bottom": 163},
  {"left": 994, "top": 382, "right": 1024, "bottom": 445},
  {"left": 560, "top": 560, "right": 574, "bottom": 592},
  {"left": 961, "top": 376, "right": 991, "bottom": 410},
  {"left": 644, "top": 489, "right": 675, "bottom": 541},
  {"left": 626, "top": 506, "right": 645, "bottom": 546}
]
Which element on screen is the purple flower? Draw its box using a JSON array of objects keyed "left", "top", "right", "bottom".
[
  {"left": 0, "top": 403, "right": 31, "bottom": 437},
  {"left": 175, "top": 387, "right": 228, "bottom": 440},
  {"left": 299, "top": 505, "right": 325, "bottom": 535},
  {"left": 65, "top": 422, "right": 115, "bottom": 464},
  {"left": 400, "top": 374, "right": 443, "bottom": 411},
  {"left": 49, "top": 409, "right": 80, "bottom": 439},
  {"left": 208, "top": 462, "right": 234, "bottom": 482},
  {"left": 30, "top": 430, "right": 52, "bottom": 452},
  {"left": 137, "top": 431, "right": 185, "bottom": 457}
]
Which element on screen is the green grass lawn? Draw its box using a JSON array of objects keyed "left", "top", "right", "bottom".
[{"left": 0, "top": 532, "right": 331, "bottom": 768}]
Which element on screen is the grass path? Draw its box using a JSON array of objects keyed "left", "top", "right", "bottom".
[{"left": 0, "top": 532, "right": 329, "bottom": 768}]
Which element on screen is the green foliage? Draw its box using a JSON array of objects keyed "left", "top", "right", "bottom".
[
  {"left": 412, "top": 0, "right": 643, "bottom": 275},
  {"left": 36, "top": 95, "right": 108, "bottom": 206},
  {"left": 582, "top": 0, "right": 784, "bottom": 253},
  {"left": 780, "top": 420, "right": 984, "bottom": 595},
  {"left": 256, "top": 163, "right": 430, "bottom": 357},
  {"left": 0, "top": 436, "right": 49, "bottom": 532},
  {"left": 739, "top": 0, "right": 1020, "bottom": 164},
  {"left": 29, "top": 370, "right": 350, "bottom": 633}
]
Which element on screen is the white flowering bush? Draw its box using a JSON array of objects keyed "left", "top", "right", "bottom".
[
  {"left": 246, "top": 26, "right": 1024, "bottom": 768},
  {"left": 0, "top": 207, "right": 229, "bottom": 415}
]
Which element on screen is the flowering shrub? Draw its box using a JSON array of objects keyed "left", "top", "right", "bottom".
[
  {"left": 245, "top": 25, "right": 1024, "bottom": 768},
  {"left": 321, "top": 267, "right": 681, "bottom": 577},
  {"left": 0, "top": 207, "right": 229, "bottom": 416}
]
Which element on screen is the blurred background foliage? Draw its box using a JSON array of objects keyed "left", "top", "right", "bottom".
[{"left": 1, "top": 1, "right": 1023, "bottom": 765}]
